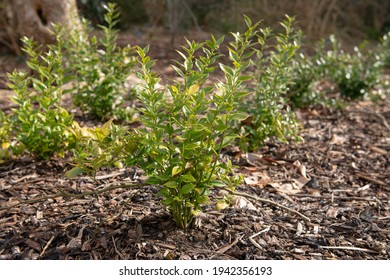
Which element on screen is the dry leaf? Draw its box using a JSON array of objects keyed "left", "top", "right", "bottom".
[
  {"left": 293, "top": 160, "right": 308, "bottom": 179},
  {"left": 329, "top": 134, "right": 347, "bottom": 145},
  {"left": 36, "top": 210, "right": 43, "bottom": 219},
  {"left": 232, "top": 196, "right": 256, "bottom": 210},
  {"left": 296, "top": 222, "right": 304, "bottom": 236},
  {"left": 244, "top": 172, "right": 272, "bottom": 186},
  {"left": 326, "top": 206, "right": 340, "bottom": 218}
]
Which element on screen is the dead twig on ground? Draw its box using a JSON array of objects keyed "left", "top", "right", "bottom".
[
  {"left": 39, "top": 235, "right": 55, "bottom": 258},
  {"left": 220, "top": 187, "right": 311, "bottom": 222},
  {"left": 216, "top": 236, "right": 240, "bottom": 254},
  {"left": 319, "top": 245, "right": 379, "bottom": 254},
  {"left": 249, "top": 226, "right": 271, "bottom": 250}
]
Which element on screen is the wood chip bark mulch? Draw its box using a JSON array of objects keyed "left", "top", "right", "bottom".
[{"left": 1, "top": 98, "right": 389, "bottom": 260}]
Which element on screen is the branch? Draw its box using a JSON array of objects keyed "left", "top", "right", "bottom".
[{"left": 220, "top": 187, "right": 311, "bottom": 222}]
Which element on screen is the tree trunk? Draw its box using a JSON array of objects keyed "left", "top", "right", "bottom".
[{"left": 1, "top": 0, "right": 79, "bottom": 52}]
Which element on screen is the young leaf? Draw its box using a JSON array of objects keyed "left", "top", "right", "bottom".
[
  {"left": 188, "top": 84, "right": 200, "bottom": 95},
  {"left": 65, "top": 167, "right": 87, "bottom": 178},
  {"left": 172, "top": 166, "right": 182, "bottom": 177}
]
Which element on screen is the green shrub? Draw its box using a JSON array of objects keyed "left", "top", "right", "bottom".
[
  {"left": 67, "top": 118, "right": 139, "bottom": 179},
  {"left": 289, "top": 48, "right": 344, "bottom": 108},
  {"left": 237, "top": 15, "right": 301, "bottom": 151},
  {"left": 288, "top": 52, "right": 321, "bottom": 108},
  {"left": 290, "top": 34, "right": 381, "bottom": 107},
  {"left": 0, "top": 110, "right": 13, "bottom": 163},
  {"left": 321, "top": 35, "right": 380, "bottom": 99},
  {"left": 67, "top": 3, "right": 136, "bottom": 120},
  {"left": 6, "top": 27, "right": 78, "bottom": 160},
  {"left": 68, "top": 17, "right": 258, "bottom": 229},
  {"left": 379, "top": 31, "right": 390, "bottom": 69}
]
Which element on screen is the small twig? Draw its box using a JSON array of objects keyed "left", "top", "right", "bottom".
[
  {"left": 319, "top": 246, "right": 379, "bottom": 254},
  {"left": 73, "top": 170, "right": 126, "bottom": 182},
  {"left": 0, "top": 181, "right": 146, "bottom": 211},
  {"left": 221, "top": 187, "right": 311, "bottom": 222},
  {"left": 216, "top": 236, "right": 240, "bottom": 254},
  {"left": 155, "top": 242, "right": 176, "bottom": 250},
  {"left": 249, "top": 226, "right": 271, "bottom": 250},
  {"left": 39, "top": 235, "right": 55, "bottom": 258},
  {"left": 112, "top": 236, "right": 125, "bottom": 260},
  {"left": 355, "top": 172, "right": 389, "bottom": 187},
  {"left": 291, "top": 193, "right": 383, "bottom": 202}
]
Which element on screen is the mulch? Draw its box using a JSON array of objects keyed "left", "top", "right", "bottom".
[
  {"left": 0, "top": 30, "right": 389, "bottom": 260},
  {"left": 1, "top": 97, "right": 389, "bottom": 260}
]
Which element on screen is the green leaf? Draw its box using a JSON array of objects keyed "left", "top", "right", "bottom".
[
  {"left": 146, "top": 177, "right": 163, "bottom": 185},
  {"left": 216, "top": 36, "right": 225, "bottom": 45},
  {"left": 32, "top": 80, "right": 47, "bottom": 92},
  {"left": 231, "top": 112, "right": 248, "bottom": 121},
  {"left": 164, "top": 180, "right": 179, "bottom": 188},
  {"left": 197, "top": 195, "right": 211, "bottom": 205},
  {"left": 180, "top": 183, "right": 194, "bottom": 194},
  {"left": 210, "top": 180, "right": 226, "bottom": 187},
  {"left": 206, "top": 111, "right": 215, "bottom": 123},
  {"left": 236, "top": 91, "right": 250, "bottom": 99},
  {"left": 172, "top": 166, "right": 182, "bottom": 176},
  {"left": 244, "top": 15, "right": 252, "bottom": 28},
  {"left": 228, "top": 48, "right": 239, "bottom": 62},
  {"left": 171, "top": 64, "right": 184, "bottom": 77},
  {"left": 163, "top": 196, "right": 174, "bottom": 206},
  {"left": 219, "top": 63, "right": 234, "bottom": 77},
  {"left": 182, "top": 173, "right": 196, "bottom": 183},
  {"left": 237, "top": 75, "right": 252, "bottom": 82},
  {"left": 188, "top": 127, "right": 208, "bottom": 140},
  {"left": 214, "top": 122, "right": 230, "bottom": 132},
  {"left": 222, "top": 135, "right": 236, "bottom": 147},
  {"left": 184, "top": 143, "right": 199, "bottom": 150},
  {"left": 216, "top": 200, "right": 230, "bottom": 210},
  {"left": 188, "top": 84, "right": 199, "bottom": 95},
  {"left": 65, "top": 167, "right": 86, "bottom": 178}
]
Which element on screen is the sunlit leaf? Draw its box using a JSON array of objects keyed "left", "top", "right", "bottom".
[
  {"left": 172, "top": 166, "right": 182, "bottom": 176},
  {"left": 65, "top": 167, "right": 86, "bottom": 178},
  {"left": 188, "top": 84, "right": 199, "bottom": 95}
]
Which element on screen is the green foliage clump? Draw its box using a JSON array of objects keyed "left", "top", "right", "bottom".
[
  {"left": 237, "top": 16, "right": 301, "bottom": 151},
  {"left": 68, "top": 17, "right": 259, "bottom": 229},
  {"left": 5, "top": 27, "right": 78, "bottom": 160},
  {"left": 0, "top": 110, "right": 13, "bottom": 163},
  {"left": 319, "top": 35, "right": 380, "bottom": 99},
  {"left": 290, "top": 34, "right": 382, "bottom": 108},
  {"left": 67, "top": 3, "right": 136, "bottom": 120},
  {"left": 135, "top": 32, "right": 251, "bottom": 228},
  {"left": 67, "top": 119, "right": 139, "bottom": 179},
  {"left": 379, "top": 31, "right": 390, "bottom": 69}
]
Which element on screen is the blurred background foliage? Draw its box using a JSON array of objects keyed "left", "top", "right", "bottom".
[
  {"left": 0, "top": 0, "right": 389, "bottom": 54},
  {"left": 75, "top": 0, "right": 390, "bottom": 43}
]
